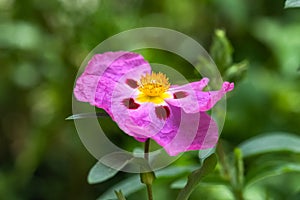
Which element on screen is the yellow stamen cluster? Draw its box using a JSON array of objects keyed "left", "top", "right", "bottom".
[
  {"left": 138, "top": 72, "right": 170, "bottom": 96},
  {"left": 136, "top": 72, "right": 171, "bottom": 104}
]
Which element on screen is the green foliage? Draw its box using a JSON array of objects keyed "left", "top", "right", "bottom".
[
  {"left": 246, "top": 159, "right": 300, "bottom": 185},
  {"left": 210, "top": 29, "right": 248, "bottom": 82},
  {"left": 212, "top": 133, "right": 300, "bottom": 199},
  {"left": 66, "top": 112, "right": 109, "bottom": 120},
  {"left": 176, "top": 154, "right": 217, "bottom": 200},
  {"left": 88, "top": 161, "right": 128, "bottom": 184},
  {"left": 239, "top": 132, "right": 300, "bottom": 158},
  {"left": 223, "top": 60, "right": 248, "bottom": 83},
  {"left": 96, "top": 165, "right": 197, "bottom": 199},
  {"left": 98, "top": 175, "right": 142, "bottom": 200},
  {"left": 285, "top": 0, "right": 300, "bottom": 8},
  {"left": 240, "top": 132, "right": 300, "bottom": 186},
  {"left": 210, "top": 29, "right": 233, "bottom": 70}
]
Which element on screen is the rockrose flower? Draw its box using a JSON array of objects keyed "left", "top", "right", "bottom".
[{"left": 74, "top": 51, "right": 234, "bottom": 156}]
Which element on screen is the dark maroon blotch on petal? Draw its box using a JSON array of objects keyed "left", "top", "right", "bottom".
[
  {"left": 122, "top": 98, "right": 140, "bottom": 109},
  {"left": 155, "top": 106, "right": 171, "bottom": 120},
  {"left": 125, "top": 79, "right": 139, "bottom": 89},
  {"left": 173, "top": 91, "right": 188, "bottom": 99}
]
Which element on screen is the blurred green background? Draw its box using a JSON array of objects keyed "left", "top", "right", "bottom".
[{"left": 1, "top": 0, "right": 300, "bottom": 199}]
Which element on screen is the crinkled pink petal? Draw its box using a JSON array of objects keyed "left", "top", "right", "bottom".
[
  {"left": 74, "top": 51, "right": 151, "bottom": 116},
  {"left": 166, "top": 79, "right": 234, "bottom": 113},
  {"left": 151, "top": 105, "right": 218, "bottom": 156},
  {"left": 110, "top": 75, "right": 168, "bottom": 139},
  {"left": 111, "top": 99, "right": 168, "bottom": 140}
]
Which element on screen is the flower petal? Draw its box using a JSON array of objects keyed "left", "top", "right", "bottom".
[
  {"left": 155, "top": 106, "right": 171, "bottom": 120},
  {"left": 74, "top": 51, "right": 151, "bottom": 116},
  {"left": 111, "top": 100, "right": 168, "bottom": 140},
  {"left": 166, "top": 78, "right": 234, "bottom": 113},
  {"left": 152, "top": 105, "right": 218, "bottom": 156}
]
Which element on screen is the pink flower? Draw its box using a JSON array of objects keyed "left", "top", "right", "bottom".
[{"left": 74, "top": 51, "right": 234, "bottom": 156}]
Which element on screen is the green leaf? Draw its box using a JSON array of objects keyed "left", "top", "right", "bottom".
[
  {"left": 156, "top": 165, "right": 197, "bottom": 178},
  {"left": 224, "top": 60, "right": 248, "bottom": 82},
  {"left": 88, "top": 160, "right": 129, "bottom": 184},
  {"left": 285, "top": 0, "right": 300, "bottom": 8},
  {"left": 97, "top": 175, "right": 143, "bottom": 200},
  {"left": 65, "top": 112, "right": 109, "bottom": 120},
  {"left": 171, "top": 178, "right": 187, "bottom": 189},
  {"left": 210, "top": 29, "right": 233, "bottom": 71},
  {"left": 171, "top": 171, "right": 231, "bottom": 189},
  {"left": 198, "top": 148, "right": 215, "bottom": 160},
  {"left": 245, "top": 161, "right": 300, "bottom": 185},
  {"left": 239, "top": 132, "right": 300, "bottom": 158},
  {"left": 176, "top": 154, "right": 218, "bottom": 200}
]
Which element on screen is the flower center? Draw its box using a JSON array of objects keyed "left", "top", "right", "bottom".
[
  {"left": 136, "top": 72, "right": 171, "bottom": 104},
  {"left": 138, "top": 72, "right": 170, "bottom": 96}
]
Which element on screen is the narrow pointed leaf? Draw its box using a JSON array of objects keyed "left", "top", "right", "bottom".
[
  {"left": 246, "top": 162, "right": 300, "bottom": 185},
  {"left": 65, "top": 112, "right": 109, "bottom": 120},
  {"left": 210, "top": 29, "right": 233, "bottom": 71},
  {"left": 239, "top": 132, "right": 300, "bottom": 158},
  {"left": 176, "top": 154, "right": 217, "bottom": 200},
  {"left": 88, "top": 160, "right": 128, "bottom": 184},
  {"left": 224, "top": 60, "right": 248, "bottom": 82}
]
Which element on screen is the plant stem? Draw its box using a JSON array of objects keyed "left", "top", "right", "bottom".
[
  {"left": 233, "top": 148, "right": 244, "bottom": 200},
  {"left": 216, "top": 141, "right": 231, "bottom": 180},
  {"left": 216, "top": 142, "right": 245, "bottom": 200},
  {"left": 140, "top": 139, "right": 154, "bottom": 200},
  {"left": 233, "top": 189, "right": 244, "bottom": 200},
  {"left": 144, "top": 139, "right": 153, "bottom": 200},
  {"left": 146, "top": 184, "right": 153, "bottom": 200},
  {"left": 144, "top": 139, "right": 150, "bottom": 160}
]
